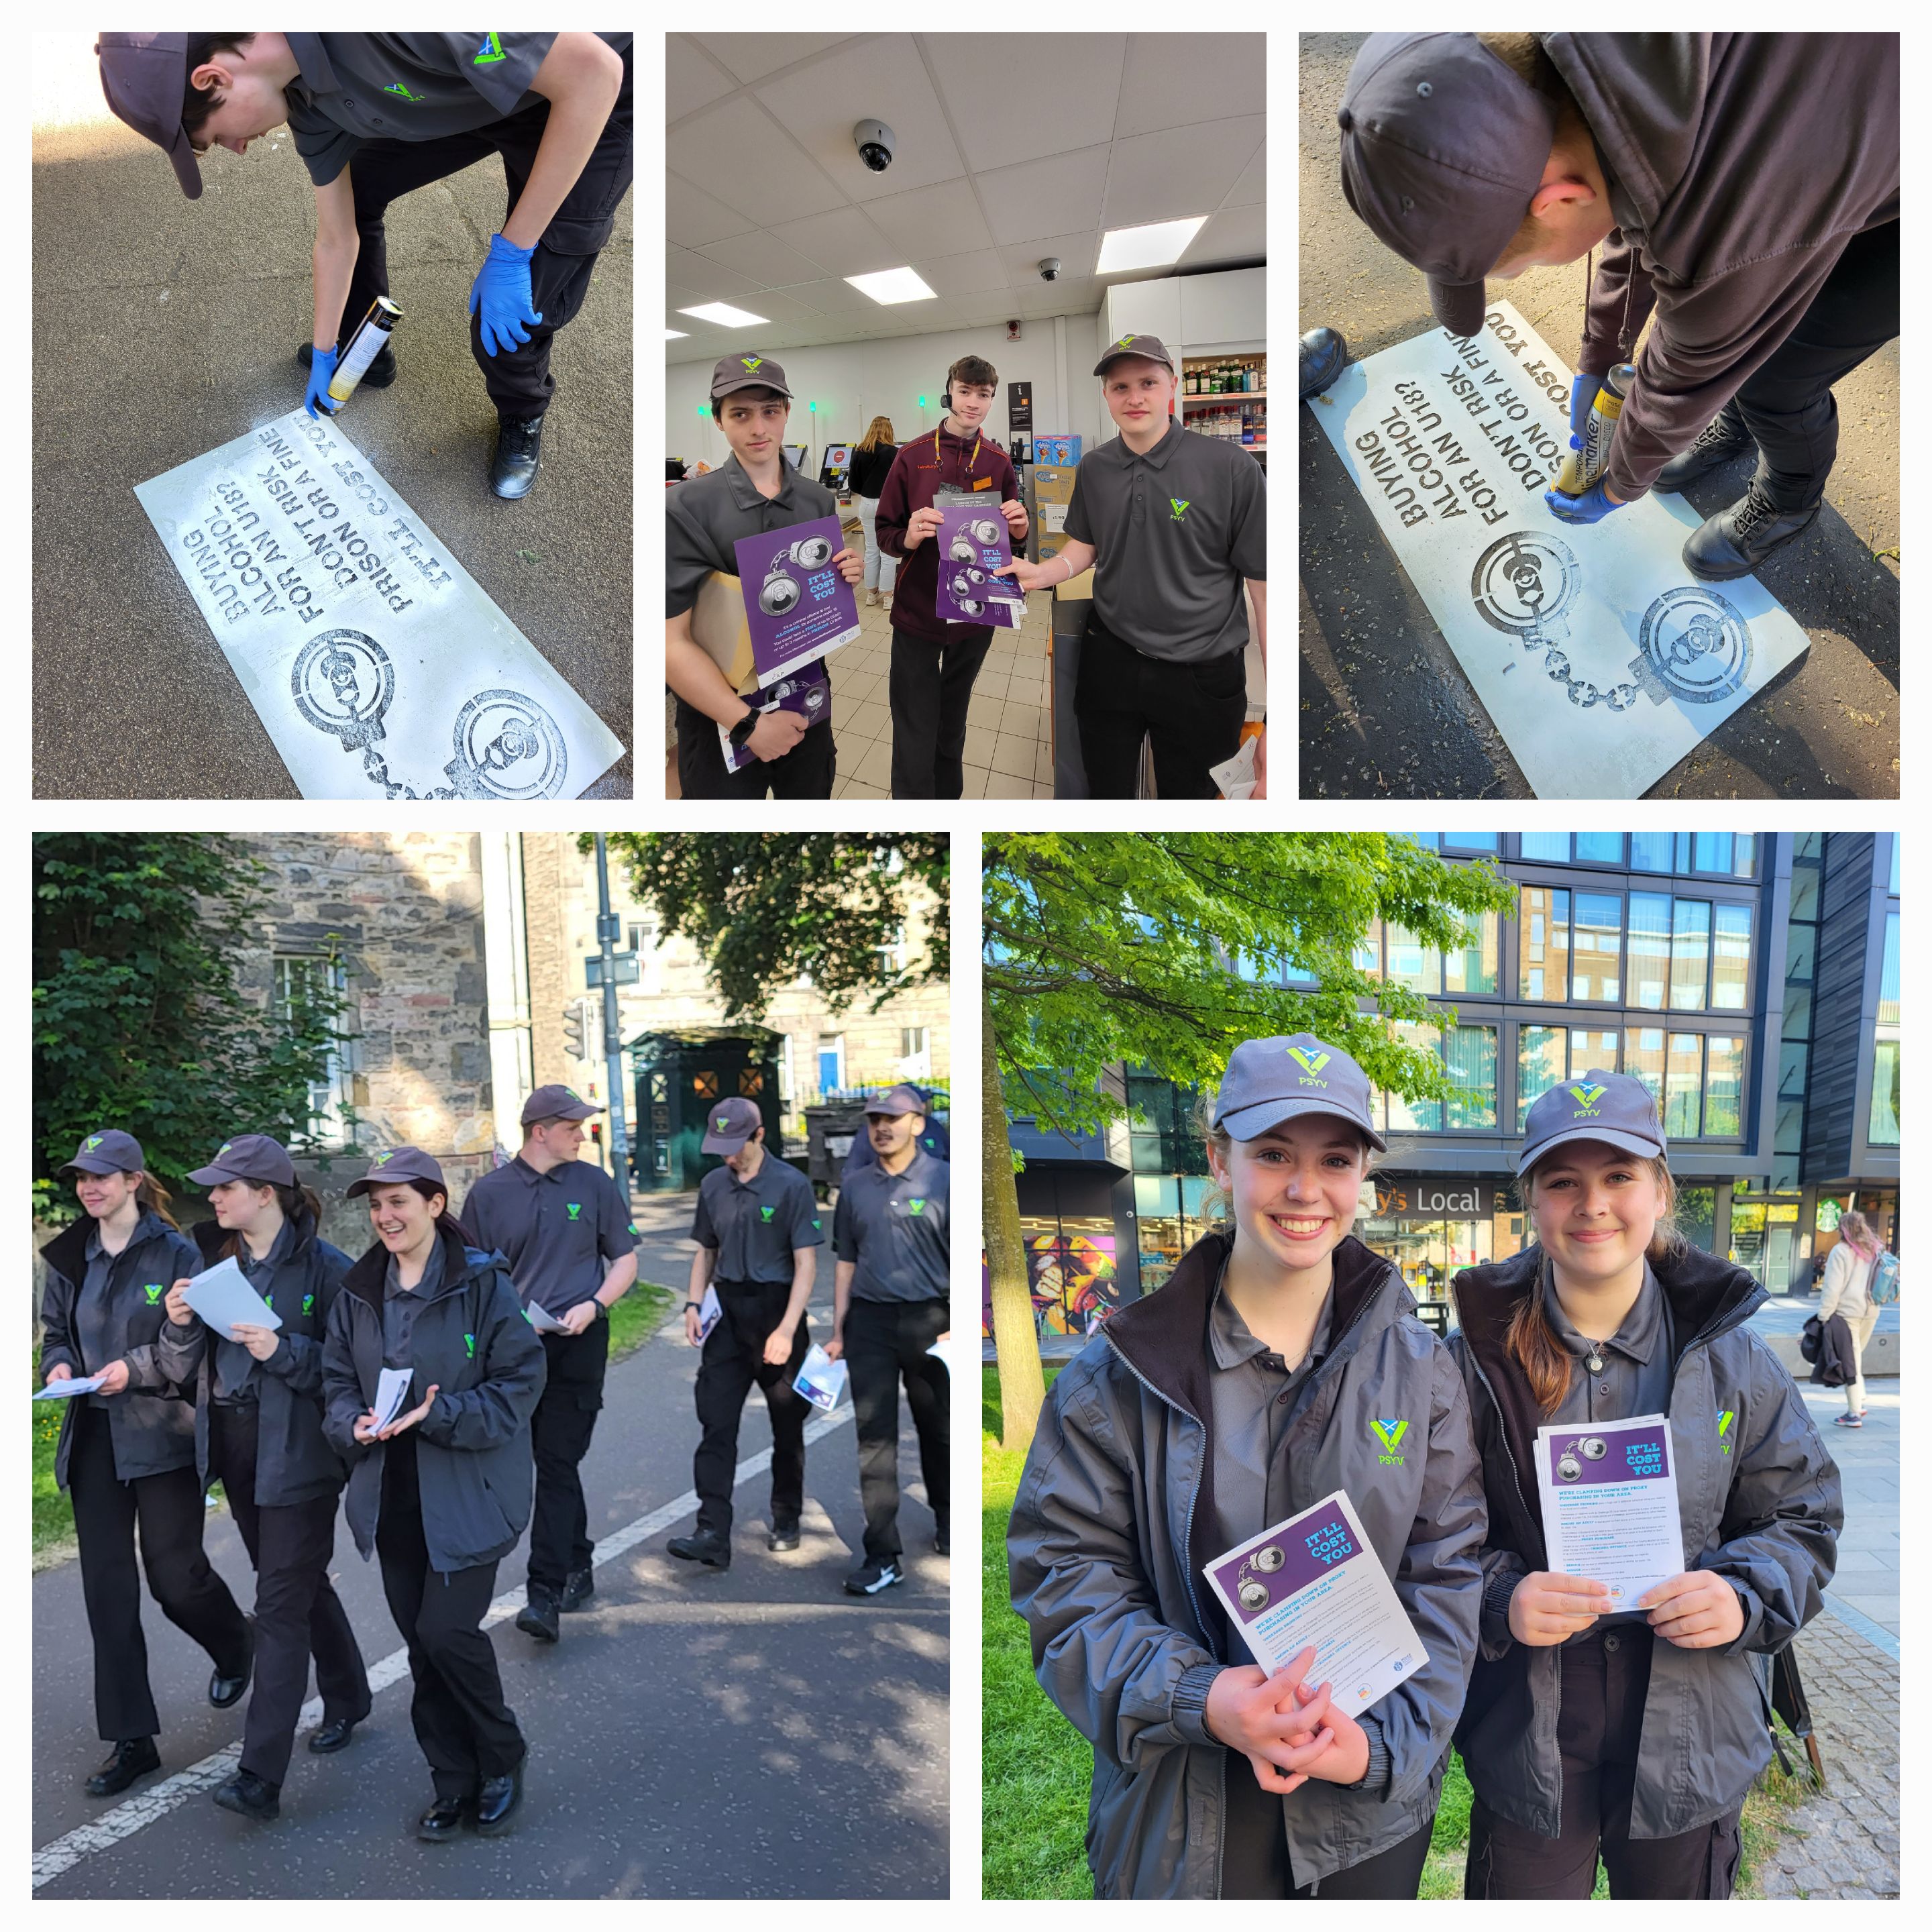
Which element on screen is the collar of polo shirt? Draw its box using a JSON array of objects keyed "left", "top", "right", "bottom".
[
  {"left": 722, "top": 451, "right": 803, "bottom": 513},
  {"left": 1103, "top": 418, "right": 1183, "bottom": 468},
  {"left": 284, "top": 33, "right": 340, "bottom": 95}
]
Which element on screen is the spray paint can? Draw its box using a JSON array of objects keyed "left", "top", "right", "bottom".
[
  {"left": 1553, "top": 361, "right": 1637, "bottom": 496},
  {"left": 327, "top": 296, "right": 403, "bottom": 407}
]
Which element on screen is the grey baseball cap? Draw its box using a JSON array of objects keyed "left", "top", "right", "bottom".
[
  {"left": 1336, "top": 34, "right": 1558, "bottom": 339},
  {"left": 1093, "top": 333, "right": 1175, "bottom": 376},
  {"left": 864, "top": 1083, "right": 928, "bottom": 1120},
  {"left": 710, "top": 353, "right": 792, "bottom": 400},
  {"left": 96, "top": 34, "right": 204, "bottom": 201},
  {"left": 1213, "top": 1035, "right": 1387, "bottom": 1152},
  {"left": 522, "top": 1083, "right": 600, "bottom": 1126},
  {"left": 1517, "top": 1070, "right": 1666, "bottom": 1175},
  {"left": 188, "top": 1134, "right": 297, "bottom": 1189},
  {"left": 700, "top": 1095, "right": 764, "bottom": 1155},
  {"left": 62, "top": 1129, "right": 147, "bottom": 1177},
  {"left": 346, "top": 1146, "right": 448, "bottom": 1198}
]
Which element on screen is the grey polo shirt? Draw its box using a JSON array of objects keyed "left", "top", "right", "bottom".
[
  {"left": 464, "top": 1156, "right": 637, "bottom": 1322},
  {"left": 665, "top": 454, "right": 839, "bottom": 621},
  {"left": 282, "top": 33, "right": 631, "bottom": 188},
  {"left": 691, "top": 1153, "right": 823, "bottom": 1285},
  {"left": 214, "top": 1218, "right": 300, "bottom": 1405},
  {"left": 1062, "top": 420, "right": 1267, "bottom": 663},
  {"left": 382, "top": 1236, "right": 445, "bottom": 1374},
  {"left": 832, "top": 1149, "right": 949, "bottom": 1304}
]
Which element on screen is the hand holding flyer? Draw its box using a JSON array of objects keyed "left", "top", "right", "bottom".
[
  {"left": 732, "top": 516, "right": 861, "bottom": 688},
  {"left": 794, "top": 1341, "right": 848, "bottom": 1413},
  {"left": 696, "top": 1285, "right": 723, "bottom": 1343},
  {"left": 1534, "top": 1414, "right": 1685, "bottom": 1610},
  {"left": 717, "top": 659, "right": 831, "bottom": 772},
  {"left": 934, "top": 504, "right": 1024, "bottom": 629}
]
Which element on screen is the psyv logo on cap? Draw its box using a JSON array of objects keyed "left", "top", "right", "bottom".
[
  {"left": 1286, "top": 1044, "right": 1330, "bottom": 1087},
  {"left": 1568, "top": 1082, "right": 1607, "bottom": 1116}
]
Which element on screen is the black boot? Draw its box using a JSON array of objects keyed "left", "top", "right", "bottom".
[
  {"left": 490, "top": 413, "right": 546, "bottom": 499},
  {"left": 209, "top": 1616, "right": 255, "bottom": 1709},
  {"left": 1299, "top": 327, "right": 1350, "bottom": 401},
  {"left": 1655, "top": 408, "right": 1754, "bottom": 492},
  {"left": 85, "top": 1737, "right": 160, "bottom": 1798},
  {"left": 211, "top": 1769, "right": 281, "bottom": 1822},
  {"left": 667, "top": 1529, "right": 731, "bottom": 1570},
  {"left": 515, "top": 1589, "right": 561, "bottom": 1643},
  {"left": 297, "top": 339, "right": 397, "bottom": 388},
  {"left": 559, "top": 1567, "right": 596, "bottom": 1612},
  {"left": 309, "top": 1717, "right": 360, "bottom": 1754},
  {"left": 416, "top": 1795, "right": 467, "bottom": 1842},
  {"left": 475, "top": 1763, "right": 524, "bottom": 1837},
  {"left": 1682, "top": 478, "right": 1821, "bottom": 582},
  {"left": 767, "top": 1521, "right": 800, "bottom": 1553}
]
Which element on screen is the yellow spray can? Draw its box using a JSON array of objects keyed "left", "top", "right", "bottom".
[
  {"left": 1553, "top": 362, "right": 1637, "bottom": 496},
  {"left": 327, "top": 297, "right": 404, "bottom": 407}
]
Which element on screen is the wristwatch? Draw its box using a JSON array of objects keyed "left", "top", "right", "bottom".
[
  {"left": 684, "top": 1300, "right": 702, "bottom": 1311},
  {"left": 728, "top": 707, "right": 759, "bottom": 751}
]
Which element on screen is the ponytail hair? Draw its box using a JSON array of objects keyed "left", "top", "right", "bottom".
[
  {"left": 213, "top": 1180, "right": 323, "bottom": 1262},
  {"left": 134, "top": 1173, "right": 180, "bottom": 1230}
]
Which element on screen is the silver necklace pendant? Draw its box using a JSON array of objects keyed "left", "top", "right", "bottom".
[{"left": 1585, "top": 1350, "right": 1605, "bottom": 1375}]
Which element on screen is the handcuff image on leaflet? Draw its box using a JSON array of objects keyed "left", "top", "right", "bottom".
[
  {"left": 947, "top": 562, "right": 991, "bottom": 617},
  {"left": 948, "top": 517, "right": 1003, "bottom": 562},
  {"left": 757, "top": 535, "right": 837, "bottom": 617}
]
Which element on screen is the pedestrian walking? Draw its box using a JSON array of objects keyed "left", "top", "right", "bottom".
[
  {"left": 158, "top": 1134, "right": 372, "bottom": 1822},
  {"left": 1818, "top": 1210, "right": 1887, "bottom": 1429},
  {"left": 847, "top": 416, "right": 900, "bottom": 609},
  {"left": 320, "top": 1148, "right": 546, "bottom": 1841},
  {"left": 1008, "top": 1036, "right": 1487, "bottom": 1898},
  {"left": 826, "top": 1085, "right": 951, "bottom": 1594},
  {"left": 38, "top": 1130, "right": 254, "bottom": 1799},
  {"left": 667, "top": 1097, "right": 821, "bottom": 1570},
  {"left": 1448, "top": 1072, "right": 1843, "bottom": 1898},
  {"left": 464, "top": 1087, "right": 639, "bottom": 1641}
]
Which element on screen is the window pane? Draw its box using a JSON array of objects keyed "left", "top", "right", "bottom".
[
  {"left": 1784, "top": 924, "right": 1816, "bottom": 984},
  {"left": 1574, "top": 832, "right": 1623, "bottom": 864},
  {"left": 1403, "top": 832, "right": 1442, "bottom": 850},
  {"left": 1782, "top": 981, "right": 1812, "bottom": 1042},
  {"left": 1352, "top": 916, "right": 1382, "bottom": 976},
  {"left": 1629, "top": 832, "right": 1674, "bottom": 873},
  {"left": 1571, "top": 892, "right": 1622, "bottom": 1001},
  {"left": 1444, "top": 1026, "right": 1498, "bottom": 1130},
  {"left": 1670, "top": 900, "right": 1711, "bottom": 1010},
  {"left": 1446, "top": 833, "right": 1499, "bottom": 851},
  {"left": 1794, "top": 830, "right": 1823, "bottom": 861},
  {"left": 1444, "top": 910, "right": 1499, "bottom": 995},
  {"left": 1570, "top": 1029, "right": 1619, "bottom": 1077},
  {"left": 1520, "top": 833, "right": 1570, "bottom": 861},
  {"left": 1625, "top": 1027, "right": 1666, "bottom": 1106},
  {"left": 1666, "top": 1033, "right": 1704, "bottom": 1136},
  {"left": 1519, "top": 886, "right": 1570, "bottom": 1001},
  {"left": 1134, "top": 1174, "right": 1178, "bottom": 1218},
  {"left": 1385, "top": 1023, "right": 1442, "bottom": 1133},
  {"left": 1788, "top": 865, "right": 1820, "bottom": 923},
  {"left": 1711, "top": 903, "right": 1752, "bottom": 1010},
  {"left": 1629, "top": 893, "right": 1671, "bottom": 1010},
  {"left": 1889, "top": 837, "right": 1900, "bottom": 895},
  {"left": 1385, "top": 923, "right": 1441, "bottom": 995},
  {"left": 1878, "top": 912, "right": 1900, "bottom": 1026},
  {"left": 1675, "top": 833, "right": 1694, "bottom": 872},
  {"left": 1693, "top": 832, "right": 1733, "bottom": 873},
  {"left": 1517, "top": 1025, "right": 1566, "bottom": 1130},
  {"left": 1870, "top": 1039, "right": 1900, "bottom": 1146},
  {"left": 1705, "top": 1036, "right": 1743, "bottom": 1136},
  {"left": 1733, "top": 834, "right": 1756, "bottom": 877},
  {"left": 1775, "top": 1099, "right": 1805, "bottom": 1156}
]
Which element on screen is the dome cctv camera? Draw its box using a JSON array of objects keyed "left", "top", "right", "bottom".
[
  {"left": 853, "top": 119, "right": 896, "bottom": 173},
  {"left": 1038, "top": 257, "right": 1061, "bottom": 282}
]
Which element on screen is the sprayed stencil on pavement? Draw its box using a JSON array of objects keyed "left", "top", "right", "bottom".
[
  {"left": 134, "top": 411, "right": 624, "bottom": 798},
  {"left": 1305, "top": 303, "right": 1809, "bottom": 796}
]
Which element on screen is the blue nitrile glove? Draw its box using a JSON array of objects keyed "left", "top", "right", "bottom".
[
  {"left": 1545, "top": 477, "right": 1626, "bottom": 525},
  {"left": 304, "top": 345, "right": 340, "bottom": 420},
  {"left": 469, "top": 231, "right": 542, "bottom": 358},
  {"left": 1568, "top": 374, "right": 1603, "bottom": 449}
]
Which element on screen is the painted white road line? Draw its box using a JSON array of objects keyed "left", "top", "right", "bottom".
[{"left": 32, "top": 1404, "right": 853, "bottom": 1891}]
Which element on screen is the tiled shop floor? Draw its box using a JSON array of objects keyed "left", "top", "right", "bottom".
[{"left": 830, "top": 588, "right": 1056, "bottom": 800}]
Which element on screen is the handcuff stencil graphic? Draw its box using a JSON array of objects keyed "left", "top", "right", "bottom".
[
  {"left": 1552, "top": 1433, "right": 1610, "bottom": 1483},
  {"left": 947, "top": 516, "right": 1004, "bottom": 563},
  {"left": 946, "top": 561, "right": 992, "bottom": 618},
  {"left": 757, "top": 533, "right": 835, "bottom": 617}
]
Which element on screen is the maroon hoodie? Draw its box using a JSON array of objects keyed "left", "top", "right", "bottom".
[{"left": 874, "top": 423, "right": 1024, "bottom": 646}]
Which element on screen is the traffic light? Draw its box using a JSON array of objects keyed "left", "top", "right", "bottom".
[{"left": 562, "top": 1000, "right": 586, "bottom": 1060}]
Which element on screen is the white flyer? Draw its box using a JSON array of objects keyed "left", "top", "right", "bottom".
[
  {"left": 794, "top": 1342, "right": 849, "bottom": 1413},
  {"left": 1201, "top": 1489, "right": 1426, "bottom": 1716},
  {"left": 1534, "top": 1413, "right": 1685, "bottom": 1609},
  {"left": 370, "top": 1366, "right": 416, "bottom": 1432},
  {"left": 34, "top": 1375, "right": 109, "bottom": 1402},
  {"left": 696, "top": 1285, "right": 723, "bottom": 1342},
  {"left": 1208, "top": 733, "right": 1258, "bottom": 801},
  {"left": 133, "top": 410, "right": 625, "bottom": 800},
  {"left": 525, "top": 1300, "right": 570, "bottom": 1334},
  {"left": 180, "top": 1254, "right": 284, "bottom": 1343}
]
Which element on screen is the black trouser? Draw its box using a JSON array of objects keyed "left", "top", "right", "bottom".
[
  {"left": 674, "top": 695, "right": 837, "bottom": 800},
  {"left": 527, "top": 1318, "right": 608, "bottom": 1595},
  {"left": 889, "top": 625, "right": 994, "bottom": 797},
  {"left": 1718, "top": 218, "right": 1899, "bottom": 512},
  {"left": 332, "top": 38, "right": 633, "bottom": 421},
  {"left": 209, "top": 1402, "right": 370, "bottom": 1786},
  {"left": 1220, "top": 1751, "right": 1436, "bottom": 1898},
  {"left": 1073, "top": 610, "right": 1246, "bottom": 799},
  {"left": 67, "top": 1400, "right": 252, "bottom": 1743},
  {"left": 693, "top": 1281, "right": 811, "bottom": 1540},
  {"left": 374, "top": 1433, "right": 525, "bottom": 1801},
  {"left": 843, "top": 1297, "right": 949, "bottom": 1561},
  {"left": 1466, "top": 1625, "right": 1742, "bottom": 1898}
]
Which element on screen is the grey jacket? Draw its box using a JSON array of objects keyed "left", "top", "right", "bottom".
[
  {"left": 321, "top": 1223, "right": 547, "bottom": 1574},
  {"left": 1448, "top": 1242, "right": 1841, "bottom": 1841},
  {"left": 40, "top": 1211, "right": 203, "bottom": 1487},
  {"left": 157, "top": 1212, "right": 355, "bottom": 1508},
  {"left": 1008, "top": 1233, "right": 1487, "bottom": 1896}
]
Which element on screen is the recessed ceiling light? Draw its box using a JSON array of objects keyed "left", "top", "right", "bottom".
[
  {"left": 1096, "top": 217, "right": 1210, "bottom": 274},
  {"left": 845, "top": 266, "right": 937, "bottom": 305},
  {"left": 665, "top": 328, "right": 688, "bottom": 340},
  {"left": 678, "top": 303, "right": 770, "bottom": 327}
]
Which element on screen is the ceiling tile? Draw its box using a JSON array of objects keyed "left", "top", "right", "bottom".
[
  {"left": 975, "top": 146, "right": 1113, "bottom": 249},
  {"left": 1225, "top": 139, "right": 1265, "bottom": 208},
  {"left": 906, "top": 248, "right": 1013, "bottom": 299},
  {"left": 924, "top": 33, "right": 1128, "bottom": 171},
  {"left": 1185, "top": 203, "right": 1268, "bottom": 266},
  {"left": 863, "top": 177, "right": 996, "bottom": 258},
  {"left": 1115, "top": 34, "right": 1266, "bottom": 136},
  {"left": 665, "top": 171, "right": 759, "bottom": 249},
  {"left": 665, "top": 36, "right": 739, "bottom": 122},
  {"left": 694, "top": 229, "right": 828, "bottom": 288},
  {"left": 766, "top": 204, "right": 904, "bottom": 278},
  {"left": 1101, "top": 116, "right": 1265, "bottom": 228},
  {"left": 674, "top": 95, "right": 847, "bottom": 226},
  {"left": 690, "top": 34, "right": 856, "bottom": 85},
  {"left": 667, "top": 244, "right": 765, "bottom": 301},
  {"left": 773, "top": 277, "right": 897, "bottom": 317}
]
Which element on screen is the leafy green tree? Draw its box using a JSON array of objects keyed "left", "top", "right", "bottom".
[
  {"left": 597, "top": 833, "right": 949, "bottom": 1019},
  {"left": 34, "top": 835, "right": 350, "bottom": 1220},
  {"left": 983, "top": 833, "right": 1519, "bottom": 1449}
]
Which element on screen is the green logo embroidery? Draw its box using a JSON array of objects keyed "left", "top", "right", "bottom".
[
  {"left": 1169, "top": 497, "right": 1190, "bottom": 521},
  {"left": 382, "top": 81, "right": 427, "bottom": 102},
  {"left": 812, "top": 1218, "right": 822, "bottom": 1230},
  {"left": 566, "top": 1203, "right": 582, "bottom": 1221},
  {"left": 1114, "top": 335, "right": 1136, "bottom": 350},
  {"left": 370, "top": 1149, "right": 394, "bottom": 1167},
  {"left": 464, "top": 1333, "right": 476, "bottom": 1360},
  {"left": 760, "top": 1205, "right": 775, "bottom": 1222},
  {"left": 740, "top": 356, "right": 763, "bottom": 372},
  {"left": 564, "top": 1087, "right": 580, "bottom": 1100},
  {"left": 1285, "top": 1045, "right": 1332, "bottom": 1076},
  {"left": 217, "top": 1142, "right": 234, "bottom": 1158},
  {"left": 264, "top": 1293, "right": 274, "bottom": 1312},
  {"left": 907, "top": 1198, "right": 926, "bottom": 1216},
  {"left": 628, "top": 1222, "right": 639, "bottom": 1236},
  {"left": 1717, "top": 1408, "right": 1734, "bottom": 1457},
  {"left": 716, "top": 1116, "right": 731, "bottom": 1131},
  {"left": 474, "top": 33, "right": 505, "bottom": 64},
  {"left": 1370, "top": 1417, "right": 1409, "bottom": 1464},
  {"left": 1568, "top": 1082, "right": 1607, "bottom": 1116},
  {"left": 302, "top": 1293, "right": 315, "bottom": 1316},
  {"left": 144, "top": 1284, "right": 163, "bottom": 1305},
  {"left": 85, "top": 1135, "right": 104, "bottom": 1150}
]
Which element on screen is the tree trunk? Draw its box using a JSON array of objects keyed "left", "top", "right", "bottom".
[{"left": 983, "top": 976, "right": 1046, "bottom": 1452}]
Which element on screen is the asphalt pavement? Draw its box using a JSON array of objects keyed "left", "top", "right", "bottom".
[
  {"left": 32, "top": 1279, "right": 949, "bottom": 1898},
  {"left": 31, "top": 48, "right": 633, "bottom": 798},
  {"left": 1297, "top": 34, "right": 1898, "bottom": 799}
]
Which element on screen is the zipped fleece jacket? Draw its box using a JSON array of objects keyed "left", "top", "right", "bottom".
[
  {"left": 40, "top": 1211, "right": 202, "bottom": 1489},
  {"left": 1542, "top": 33, "right": 1898, "bottom": 500},
  {"left": 873, "top": 425, "right": 1023, "bottom": 646},
  {"left": 157, "top": 1212, "right": 354, "bottom": 1509},
  {"left": 1448, "top": 1242, "right": 1841, "bottom": 1841},
  {"left": 1008, "top": 1232, "right": 1487, "bottom": 1896},
  {"left": 321, "top": 1225, "right": 546, "bottom": 1575}
]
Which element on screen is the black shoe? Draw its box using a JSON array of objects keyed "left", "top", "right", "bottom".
[
  {"left": 490, "top": 413, "right": 546, "bottom": 500},
  {"left": 515, "top": 1591, "right": 561, "bottom": 1643},
  {"left": 417, "top": 1795, "right": 468, "bottom": 1843},
  {"left": 1654, "top": 409, "right": 1754, "bottom": 492},
  {"left": 843, "top": 1558, "right": 904, "bottom": 1597},
  {"left": 934, "top": 1521, "right": 951, "bottom": 1558},
  {"left": 297, "top": 339, "right": 398, "bottom": 389},
  {"left": 1682, "top": 479, "right": 1821, "bottom": 582},
  {"left": 667, "top": 1529, "right": 731, "bottom": 1570},
  {"left": 767, "top": 1522, "right": 800, "bottom": 1553},
  {"left": 210, "top": 1617, "right": 255, "bottom": 1709},
  {"left": 474, "top": 1764, "right": 523, "bottom": 1837},
  {"left": 559, "top": 1567, "right": 596, "bottom": 1612},
  {"left": 85, "top": 1737, "right": 160, "bottom": 1798},
  {"left": 309, "top": 1717, "right": 360, "bottom": 1755},
  {"left": 1299, "top": 326, "right": 1350, "bottom": 402},
  {"left": 212, "top": 1769, "right": 281, "bottom": 1822}
]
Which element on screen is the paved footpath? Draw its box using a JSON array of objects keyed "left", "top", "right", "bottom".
[{"left": 33, "top": 1221, "right": 948, "bottom": 1898}]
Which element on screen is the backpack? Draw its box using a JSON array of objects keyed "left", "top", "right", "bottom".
[{"left": 1870, "top": 1250, "right": 1900, "bottom": 1306}]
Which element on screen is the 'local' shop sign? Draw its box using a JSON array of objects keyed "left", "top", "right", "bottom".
[{"left": 1306, "top": 303, "right": 1809, "bottom": 798}]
